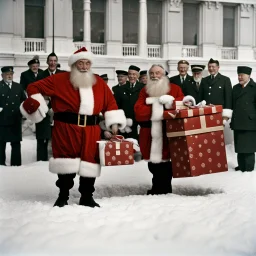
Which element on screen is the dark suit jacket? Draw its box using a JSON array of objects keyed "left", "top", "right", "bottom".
[
  {"left": 36, "top": 68, "right": 65, "bottom": 80},
  {"left": 20, "top": 68, "right": 43, "bottom": 91},
  {"left": 169, "top": 74, "right": 193, "bottom": 92},
  {"left": 0, "top": 80, "right": 26, "bottom": 142},
  {"left": 198, "top": 73, "right": 232, "bottom": 110},
  {"left": 231, "top": 79, "right": 256, "bottom": 131},
  {"left": 114, "top": 81, "right": 144, "bottom": 139},
  {"left": 183, "top": 78, "right": 206, "bottom": 104}
]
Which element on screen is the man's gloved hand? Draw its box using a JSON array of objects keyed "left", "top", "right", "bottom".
[
  {"left": 111, "top": 124, "right": 118, "bottom": 135},
  {"left": 23, "top": 97, "right": 40, "bottom": 114}
]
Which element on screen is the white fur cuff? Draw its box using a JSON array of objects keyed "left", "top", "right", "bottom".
[
  {"left": 49, "top": 157, "right": 80, "bottom": 174},
  {"left": 79, "top": 161, "right": 101, "bottom": 177},
  {"left": 105, "top": 109, "right": 126, "bottom": 130},
  {"left": 222, "top": 109, "right": 233, "bottom": 119}
]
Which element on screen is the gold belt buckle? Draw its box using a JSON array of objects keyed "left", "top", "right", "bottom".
[{"left": 78, "top": 114, "right": 87, "bottom": 127}]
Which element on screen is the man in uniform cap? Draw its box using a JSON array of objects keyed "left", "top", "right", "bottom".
[
  {"left": 114, "top": 65, "right": 144, "bottom": 140},
  {"left": 100, "top": 74, "right": 109, "bottom": 84},
  {"left": 139, "top": 70, "right": 147, "bottom": 85},
  {"left": 169, "top": 60, "right": 192, "bottom": 92},
  {"left": 198, "top": 58, "right": 233, "bottom": 124},
  {"left": 231, "top": 66, "right": 256, "bottom": 172},
  {"left": 0, "top": 66, "right": 27, "bottom": 166},
  {"left": 20, "top": 56, "right": 43, "bottom": 91},
  {"left": 183, "top": 64, "right": 206, "bottom": 103},
  {"left": 112, "top": 70, "right": 128, "bottom": 94},
  {"left": 20, "top": 47, "right": 127, "bottom": 208}
]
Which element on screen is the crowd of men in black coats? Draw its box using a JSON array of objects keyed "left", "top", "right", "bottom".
[{"left": 0, "top": 55, "right": 255, "bottom": 173}]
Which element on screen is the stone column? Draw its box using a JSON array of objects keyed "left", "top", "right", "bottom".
[
  {"left": 105, "top": 0, "right": 123, "bottom": 56},
  {"left": 162, "top": 0, "right": 183, "bottom": 60},
  {"left": 45, "top": 0, "right": 74, "bottom": 55},
  {"left": 0, "top": 0, "right": 14, "bottom": 53},
  {"left": 198, "top": 1, "right": 221, "bottom": 59},
  {"left": 13, "top": 0, "right": 25, "bottom": 53},
  {"left": 83, "top": 0, "right": 91, "bottom": 51},
  {"left": 138, "top": 0, "right": 147, "bottom": 58},
  {"left": 236, "top": 4, "right": 254, "bottom": 60}
]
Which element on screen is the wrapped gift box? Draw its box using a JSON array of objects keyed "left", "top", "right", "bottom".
[
  {"left": 98, "top": 138, "right": 134, "bottom": 166},
  {"left": 164, "top": 105, "right": 228, "bottom": 178},
  {"left": 170, "top": 101, "right": 189, "bottom": 110}
]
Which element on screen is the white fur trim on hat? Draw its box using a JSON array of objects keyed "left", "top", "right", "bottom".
[
  {"left": 182, "top": 95, "right": 196, "bottom": 106},
  {"left": 222, "top": 109, "right": 233, "bottom": 119},
  {"left": 68, "top": 51, "right": 94, "bottom": 67},
  {"left": 49, "top": 157, "right": 80, "bottom": 174},
  {"left": 79, "top": 161, "right": 101, "bottom": 177},
  {"left": 105, "top": 109, "right": 126, "bottom": 130},
  {"left": 20, "top": 93, "right": 49, "bottom": 123}
]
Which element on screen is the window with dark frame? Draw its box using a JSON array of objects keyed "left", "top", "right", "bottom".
[{"left": 223, "top": 5, "right": 235, "bottom": 47}]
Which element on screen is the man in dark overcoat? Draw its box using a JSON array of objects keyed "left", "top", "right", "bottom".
[
  {"left": 169, "top": 60, "right": 192, "bottom": 92},
  {"left": 198, "top": 58, "right": 233, "bottom": 122},
  {"left": 114, "top": 65, "right": 144, "bottom": 140},
  {"left": 112, "top": 70, "right": 128, "bottom": 94},
  {"left": 183, "top": 64, "right": 205, "bottom": 104},
  {"left": 0, "top": 66, "right": 27, "bottom": 166},
  {"left": 35, "top": 52, "right": 65, "bottom": 161},
  {"left": 20, "top": 57, "right": 43, "bottom": 91},
  {"left": 231, "top": 66, "right": 256, "bottom": 172}
]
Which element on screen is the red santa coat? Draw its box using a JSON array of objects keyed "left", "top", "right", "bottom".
[
  {"left": 134, "top": 83, "right": 184, "bottom": 163},
  {"left": 23, "top": 72, "right": 126, "bottom": 177}
]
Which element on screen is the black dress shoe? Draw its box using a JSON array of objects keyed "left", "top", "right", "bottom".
[
  {"left": 79, "top": 196, "right": 100, "bottom": 208},
  {"left": 53, "top": 197, "right": 68, "bottom": 207},
  {"left": 234, "top": 166, "right": 241, "bottom": 171}
]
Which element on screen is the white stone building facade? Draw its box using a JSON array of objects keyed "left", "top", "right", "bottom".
[{"left": 0, "top": 0, "right": 256, "bottom": 86}]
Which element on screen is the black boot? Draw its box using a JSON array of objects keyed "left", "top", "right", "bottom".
[
  {"left": 53, "top": 196, "right": 68, "bottom": 207},
  {"left": 79, "top": 196, "right": 100, "bottom": 208}
]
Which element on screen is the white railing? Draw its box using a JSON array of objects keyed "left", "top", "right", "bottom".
[
  {"left": 182, "top": 45, "right": 199, "bottom": 57},
  {"left": 74, "top": 42, "right": 105, "bottom": 55},
  {"left": 221, "top": 48, "right": 237, "bottom": 60},
  {"left": 91, "top": 43, "right": 105, "bottom": 55},
  {"left": 24, "top": 38, "right": 45, "bottom": 52},
  {"left": 123, "top": 44, "right": 138, "bottom": 56},
  {"left": 147, "top": 45, "right": 161, "bottom": 58}
]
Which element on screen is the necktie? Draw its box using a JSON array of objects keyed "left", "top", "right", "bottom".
[
  {"left": 35, "top": 73, "right": 37, "bottom": 78},
  {"left": 211, "top": 75, "right": 214, "bottom": 80},
  {"left": 181, "top": 77, "right": 185, "bottom": 84},
  {"left": 8, "top": 83, "right": 11, "bottom": 88},
  {"left": 130, "top": 83, "right": 134, "bottom": 89},
  {"left": 196, "top": 82, "right": 200, "bottom": 89}
]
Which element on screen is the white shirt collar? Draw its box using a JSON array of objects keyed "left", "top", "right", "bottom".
[
  {"left": 180, "top": 75, "right": 187, "bottom": 82},
  {"left": 48, "top": 69, "right": 56, "bottom": 75}
]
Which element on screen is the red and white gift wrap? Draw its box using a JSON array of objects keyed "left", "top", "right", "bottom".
[
  {"left": 170, "top": 100, "right": 189, "bottom": 110},
  {"left": 164, "top": 105, "right": 228, "bottom": 178},
  {"left": 98, "top": 139, "right": 134, "bottom": 166}
]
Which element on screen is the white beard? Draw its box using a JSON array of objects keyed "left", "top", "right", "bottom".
[
  {"left": 70, "top": 67, "right": 95, "bottom": 89},
  {"left": 194, "top": 77, "right": 202, "bottom": 83},
  {"left": 145, "top": 76, "right": 170, "bottom": 97}
]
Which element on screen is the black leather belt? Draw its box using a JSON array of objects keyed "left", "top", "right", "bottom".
[
  {"left": 54, "top": 112, "right": 99, "bottom": 127},
  {"left": 139, "top": 121, "right": 152, "bottom": 128}
]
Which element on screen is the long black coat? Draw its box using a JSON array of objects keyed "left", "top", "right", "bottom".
[
  {"left": 183, "top": 78, "right": 206, "bottom": 104},
  {"left": 35, "top": 68, "right": 65, "bottom": 140},
  {"left": 198, "top": 73, "right": 232, "bottom": 110},
  {"left": 114, "top": 81, "right": 144, "bottom": 140},
  {"left": 0, "top": 80, "right": 27, "bottom": 142},
  {"left": 20, "top": 68, "right": 43, "bottom": 91},
  {"left": 231, "top": 79, "right": 256, "bottom": 153},
  {"left": 112, "top": 84, "right": 122, "bottom": 95},
  {"left": 169, "top": 74, "right": 193, "bottom": 92}
]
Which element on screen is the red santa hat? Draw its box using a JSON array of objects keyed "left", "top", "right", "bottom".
[{"left": 68, "top": 47, "right": 94, "bottom": 67}]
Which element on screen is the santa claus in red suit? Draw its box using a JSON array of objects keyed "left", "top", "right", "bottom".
[
  {"left": 20, "top": 47, "right": 127, "bottom": 208},
  {"left": 134, "top": 64, "right": 196, "bottom": 195}
]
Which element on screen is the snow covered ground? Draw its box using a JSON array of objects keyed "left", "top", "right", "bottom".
[{"left": 0, "top": 135, "right": 256, "bottom": 256}]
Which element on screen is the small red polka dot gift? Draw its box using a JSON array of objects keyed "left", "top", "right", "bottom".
[
  {"left": 163, "top": 104, "right": 228, "bottom": 178},
  {"left": 97, "top": 135, "right": 139, "bottom": 166}
]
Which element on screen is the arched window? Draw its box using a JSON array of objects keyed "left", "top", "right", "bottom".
[{"left": 25, "top": 0, "right": 45, "bottom": 38}]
